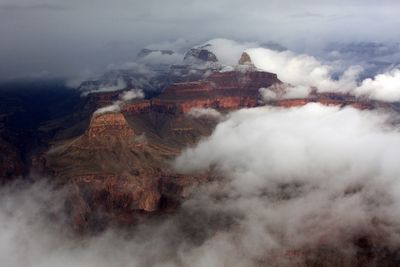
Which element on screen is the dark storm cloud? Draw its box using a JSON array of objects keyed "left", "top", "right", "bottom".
[{"left": 2, "top": 0, "right": 400, "bottom": 80}]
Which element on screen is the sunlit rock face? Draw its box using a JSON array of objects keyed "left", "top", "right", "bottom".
[
  {"left": 21, "top": 62, "right": 400, "bottom": 234},
  {"left": 4, "top": 43, "right": 400, "bottom": 240},
  {"left": 87, "top": 113, "right": 135, "bottom": 139},
  {"left": 123, "top": 70, "right": 280, "bottom": 115},
  {"left": 39, "top": 66, "right": 282, "bottom": 231}
]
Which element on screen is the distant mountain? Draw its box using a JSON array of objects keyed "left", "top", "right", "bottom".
[{"left": 323, "top": 42, "right": 400, "bottom": 79}]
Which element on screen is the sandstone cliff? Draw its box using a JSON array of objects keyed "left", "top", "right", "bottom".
[
  {"left": 87, "top": 113, "right": 135, "bottom": 139},
  {"left": 122, "top": 70, "right": 280, "bottom": 115},
  {"left": 39, "top": 67, "right": 400, "bottom": 233}
]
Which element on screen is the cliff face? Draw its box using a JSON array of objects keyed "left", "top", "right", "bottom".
[
  {"left": 68, "top": 172, "right": 160, "bottom": 232},
  {"left": 123, "top": 70, "right": 280, "bottom": 115},
  {"left": 207, "top": 70, "right": 278, "bottom": 92},
  {"left": 43, "top": 104, "right": 215, "bottom": 230},
  {"left": 85, "top": 90, "right": 123, "bottom": 111},
  {"left": 266, "top": 92, "right": 389, "bottom": 110},
  {"left": 37, "top": 66, "right": 400, "bottom": 233},
  {"left": 184, "top": 47, "right": 218, "bottom": 62},
  {"left": 87, "top": 113, "right": 135, "bottom": 139},
  {"left": 40, "top": 69, "right": 283, "bottom": 230}
]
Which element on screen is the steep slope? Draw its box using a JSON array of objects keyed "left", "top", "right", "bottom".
[
  {"left": 123, "top": 70, "right": 280, "bottom": 115},
  {"left": 40, "top": 62, "right": 400, "bottom": 232},
  {"left": 42, "top": 110, "right": 214, "bottom": 231}
]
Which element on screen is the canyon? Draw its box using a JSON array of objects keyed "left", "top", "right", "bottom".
[{"left": 1, "top": 50, "right": 400, "bottom": 265}]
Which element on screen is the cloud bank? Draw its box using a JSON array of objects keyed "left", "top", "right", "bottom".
[
  {"left": 245, "top": 46, "right": 400, "bottom": 102},
  {"left": 4, "top": 0, "right": 400, "bottom": 80},
  {"left": 5, "top": 104, "right": 400, "bottom": 266},
  {"left": 174, "top": 104, "right": 400, "bottom": 261},
  {"left": 355, "top": 69, "right": 400, "bottom": 101}
]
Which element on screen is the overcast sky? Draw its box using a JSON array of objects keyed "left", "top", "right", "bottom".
[{"left": 1, "top": 0, "right": 400, "bottom": 80}]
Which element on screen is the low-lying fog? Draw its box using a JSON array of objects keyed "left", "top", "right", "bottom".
[{"left": 3, "top": 103, "right": 400, "bottom": 266}]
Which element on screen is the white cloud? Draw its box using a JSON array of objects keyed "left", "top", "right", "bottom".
[
  {"left": 82, "top": 77, "right": 127, "bottom": 96},
  {"left": 246, "top": 46, "right": 400, "bottom": 102},
  {"left": 354, "top": 69, "right": 400, "bottom": 101},
  {"left": 259, "top": 87, "right": 279, "bottom": 101},
  {"left": 246, "top": 47, "right": 362, "bottom": 93},
  {"left": 174, "top": 103, "right": 400, "bottom": 255},
  {"left": 94, "top": 101, "right": 121, "bottom": 115},
  {"left": 260, "top": 83, "right": 311, "bottom": 101},
  {"left": 187, "top": 107, "right": 222, "bottom": 119},
  {"left": 5, "top": 105, "right": 400, "bottom": 266},
  {"left": 94, "top": 89, "right": 144, "bottom": 115},
  {"left": 120, "top": 89, "right": 144, "bottom": 101},
  {"left": 95, "top": 77, "right": 127, "bottom": 93}
]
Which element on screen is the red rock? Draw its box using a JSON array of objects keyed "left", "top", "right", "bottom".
[
  {"left": 85, "top": 90, "right": 123, "bottom": 110},
  {"left": 266, "top": 92, "right": 389, "bottom": 110},
  {"left": 122, "top": 100, "right": 151, "bottom": 114},
  {"left": 87, "top": 113, "right": 135, "bottom": 139},
  {"left": 123, "top": 70, "right": 280, "bottom": 115},
  {"left": 238, "top": 52, "right": 253, "bottom": 66}
]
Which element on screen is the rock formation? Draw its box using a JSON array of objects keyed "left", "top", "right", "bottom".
[
  {"left": 87, "top": 112, "right": 135, "bottom": 139},
  {"left": 122, "top": 70, "right": 280, "bottom": 115},
  {"left": 40, "top": 62, "right": 400, "bottom": 232},
  {"left": 184, "top": 47, "right": 218, "bottom": 62},
  {"left": 238, "top": 52, "right": 253, "bottom": 66},
  {"left": 3, "top": 49, "right": 400, "bottom": 236}
]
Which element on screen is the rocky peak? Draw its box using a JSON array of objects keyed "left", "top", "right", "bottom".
[
  {"left": 238, "top": 52, "right": 253, "bottom": 65},
  {"left": 184, "top": 47, "right": 218, "bottom": 62}
]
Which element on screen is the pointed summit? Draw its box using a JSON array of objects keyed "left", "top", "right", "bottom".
[{"left": 238, "top": 52, "right": 253, "bottom": 66}]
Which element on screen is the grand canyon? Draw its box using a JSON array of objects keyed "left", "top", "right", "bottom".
[{"left": 3, "top": 1, "right": 400, "bottom": 266}]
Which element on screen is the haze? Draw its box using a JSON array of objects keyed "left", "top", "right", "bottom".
[{"left": 2, "top": 0, "right": 400, "bottom": 80}]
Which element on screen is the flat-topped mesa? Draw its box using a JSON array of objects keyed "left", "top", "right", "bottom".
[
  {"left": 178, "top": 96, "right": 258, "bottom": 113},
  {"left": 267, "top": 93, "right": 384, "bottom": 110},
  {"left": 122, "top": 70, "right": 281, "bottom": 115},
  {"left": 123, "top": 100, "right": 151, "bottom": 114},
  {"left": 159, "top": 81, "right": 214, "bottom": 99},
  {"left": 87, "top": 112, "right": 134, "bottom": 138},
  {"left": 207, "top": 71, "right": 280, "bottom": 93}
]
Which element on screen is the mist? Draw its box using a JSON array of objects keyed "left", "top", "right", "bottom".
[
  {"left": 2, "top": 103, "right": 400, "bottom": 266},
  {"left": 3, "top": 0, "right": 400, "bottom": 80},
  {"left": 4, "top": 1, "right": 400, "bottom": 266}
]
